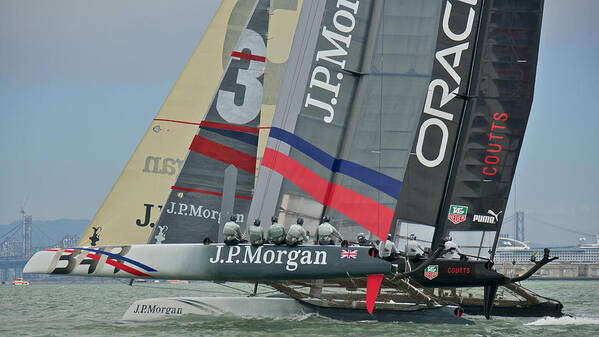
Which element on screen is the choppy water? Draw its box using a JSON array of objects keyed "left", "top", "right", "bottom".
[{"left": 1, "top": 280, "right": 598, "bottom": 336}]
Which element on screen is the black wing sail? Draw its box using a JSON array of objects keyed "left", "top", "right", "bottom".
[
  {"left": 434, "top": 0, "right": 545, "bottom": 256},
  {"left": 248, "top": 0, "right": 448, "bottom": 242},
  {"left": 148, "top": 0, "right": 269, "bottom": 244},
  {"left": 394, "top": 0, "right": 484, "bottom": 229}
]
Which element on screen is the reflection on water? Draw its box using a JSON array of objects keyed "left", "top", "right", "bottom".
[{"left": 1, "top": 280, "right": 598, "bottom": 337}]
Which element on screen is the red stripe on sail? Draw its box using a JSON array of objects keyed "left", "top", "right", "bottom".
[
  {"left": 231, "top": 51, "right": 266, "bottom": 62},
  {"left": 171, "top": 186, "right": 252, "bottom": 200},
  {"left": 262, "top": 148, "right": 391, "bottom": 240},
  {"left": 199, "top": 121, "right": 259, "bottom": 134},
  {"left": 190, "top": 136, "right": 256, "bottom": 174}
]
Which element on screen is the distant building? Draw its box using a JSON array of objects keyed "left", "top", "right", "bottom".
[
  {"left": 1, "top": 237, "right": 22, "bottom": 257},
  {"left": 495, "top": 236, "right": 599, "bottom": 263},
  {"left": 58, "top": 234, "right": 79, "bottom": 248},
  {"left": 495, "top": 235, "right": 599, "bottom": 279}
]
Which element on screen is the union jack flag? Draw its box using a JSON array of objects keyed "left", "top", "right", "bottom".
[{"left": 340, "top": 249, "right": 358, "bottom": 259}]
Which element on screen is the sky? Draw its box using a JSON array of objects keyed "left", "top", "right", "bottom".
[{"left": 0, "top": 0, "right": 597, "bottom": 246}]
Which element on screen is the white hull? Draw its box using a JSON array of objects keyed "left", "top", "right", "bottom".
[
  {"left": 122, "top": 296, "right": 472, "bottom": 324},
  {"left": 122, "top": 297, "right": 311, "bottom": 321}
]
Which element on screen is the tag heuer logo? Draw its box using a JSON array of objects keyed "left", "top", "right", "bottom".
[
  {"left": 424, "top": 265, "right": 439, "bottom": 280},
  {"left": 448, "top": 205, "right": 468, "bottom": 225}
]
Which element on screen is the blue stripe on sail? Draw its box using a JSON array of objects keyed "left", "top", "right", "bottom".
[
  {"left": 200, "top": 126, "right": 259, "bottom": 146},
  {"left": 268, "top": 127, "right": 402, "bottom": 198}
]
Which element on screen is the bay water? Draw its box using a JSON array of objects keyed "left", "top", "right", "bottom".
[{"left": 1, "top": 280, "right": 598, "bottom": 336}]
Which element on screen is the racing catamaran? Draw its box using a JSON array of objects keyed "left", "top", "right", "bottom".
[{"left": 25, "top": 0, "right": 560, "bottom": 322}]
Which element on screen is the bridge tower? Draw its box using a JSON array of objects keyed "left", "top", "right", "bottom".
[
  {"left": 515, "top": 211, "right": 525, "bottom": 242},
  {"left": 0, "top": 210, "right": 32, "bottom": 282},
  {"left": 22, "top": 210, "right": 32, "bottom": 258}
]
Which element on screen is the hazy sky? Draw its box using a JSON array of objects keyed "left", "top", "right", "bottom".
[{"left": 1, "top": 0, "right": 597, "bottom": 246}]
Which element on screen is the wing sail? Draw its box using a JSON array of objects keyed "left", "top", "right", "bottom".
[
  {"left": 249, "top": 0, "right": 446, "bottom": 242},
  {"left": 394, "top": 0, "right": 484, "bottom": 229},
  {"left": 78, "top": 1, "right": 257, "bottom": 246},
  {"left": 435, "top": 0, "right": 545, "bottom": 257},
  {"left": 148, "top": 0, "right": 270, "bottom": 244}
]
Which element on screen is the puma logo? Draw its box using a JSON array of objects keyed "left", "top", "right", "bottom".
[{"left": 487, "top": 210, "right": 503, "bottom": 221}]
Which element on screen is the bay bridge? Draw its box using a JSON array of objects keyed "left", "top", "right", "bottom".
[
  {"left": 2, "top": 209, "right": 596, "bottom": 282},
  {"left": 0, "top": 210, "right": 78, "bottom": 282}
]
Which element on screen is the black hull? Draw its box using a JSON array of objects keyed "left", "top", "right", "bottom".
[
  {"left": 461, "top": 301, "right": 564, "bottom": 318},
  {"left": 299, "top": 301, "right": 473, "bottom": 324},
  {"left": 410, "top": 259, "right": 508, "bottom": 288}
]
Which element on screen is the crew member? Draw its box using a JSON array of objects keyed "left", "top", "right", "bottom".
[
  {"left": 314, "top": 216, "right": 342, "bottom": 245},
  {"left": 378, "top": 234, "right": 399, "bottom": 262},
  {"left": 286, "top": 217, "right": 309, "bottom": 247},
  {"left": 248, "top": 219, "right": 264, "bottom": 246},
  {"left": 223, "top": 215, "right": 242, "bottom": 246},
  {"left": 405, "top": 233, "right": 425, "bottom": 258},
  {"left": 356, "top": 233, "right": 371, "bottom": 246},
  {"left": 267, "top": 216, "right": 286, "bottom": 245},
  {"left": 442, "top": 234, "right": 463, "bottom": 259}
]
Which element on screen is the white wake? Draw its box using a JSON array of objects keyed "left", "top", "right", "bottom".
[{"left": 526, "top": 316, "right": 599, "bottom": 326}]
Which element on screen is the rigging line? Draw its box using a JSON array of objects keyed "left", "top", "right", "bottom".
[
  {"left": 513, "top": 174, "right": 518, "bottom": 212},
  {"left": 526, "top": 214, "right": 594, "bottom": 237},
  {"left": 31, "top": 223, "right": 57, "bottom": 245},
  {"left": 123, "top": 282, "right": 250, "bottom": 295},
  {"left": 378, "top": 0, "right": 384, "bottom": 237},
  {"left": 214, "top": 281, "right": 252, "bottom": 295},
  {"left": 0, "top": 223, "right": 22, "bottom": 243},
  {"left": 252, "top": 287, "right": 284, "bottom": 296}
]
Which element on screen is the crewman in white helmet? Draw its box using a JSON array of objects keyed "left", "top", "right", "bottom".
[
  {"left": 442, "top": 234, "right": 463, "bottom": 259},
  {"left": 378, "top": 234, "right": 399, "bottom": 261},
  {"left": 405, "top": 233, "right": 425, "bottom": 258}
]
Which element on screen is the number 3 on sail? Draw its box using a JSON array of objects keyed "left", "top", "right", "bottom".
[{"left": 216, "top": 28, "right": 266, "bottom": 125}]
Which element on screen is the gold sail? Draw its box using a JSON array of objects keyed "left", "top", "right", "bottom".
[
  {"left": 79, "top": 1, "right": 255, "bottom": 245},
  {"left": 79, "top": 0, "right": 302, "bottom": 246}
]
